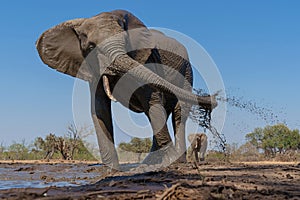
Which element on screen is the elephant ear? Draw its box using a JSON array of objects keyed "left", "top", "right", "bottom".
[
  {"left": 36, "top": 18, "right": 93, "bottom": 81},
  {"left": 111, "top": 10, "right": 154, "bottom": 63}
]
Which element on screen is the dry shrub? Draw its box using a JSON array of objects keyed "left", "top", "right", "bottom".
[
  {"left": 205, "top": 150, "right": 227, "bottom": 163},
  {"left": 273, "top": 150, "right": 300, "bottom": 162},
  {"left": 230, "top": 142, "right": 263, "bottom": 162}
]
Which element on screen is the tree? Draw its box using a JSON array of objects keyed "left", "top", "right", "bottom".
[
  {"left": 60, "top": 124, "right": 93, "bottom": 160},
  {"left": 119, "top": 137, "right": 152, "bottom": 162},
  {"left": 283, "top": 129, "right": 300, "bottom": 151},
  {"left": 8, "top": 140, "right": 28, "bottom": 160},
  {"left": 54, "top": 124, "right": 80, "bottom": 160},
  {"left": 34, "top": 133, "right": 57, "bottom": 159},
  {"left": 246, "top": 124, "right": 300, "bottom": 158},
  {"left": 0, "top": 142, "right": 5, "bottom": 160},
  {"left": 237, "top": 142, "right": 261, "bottom": 161},
  {"left": 246, "top": 127, "right": 264, "bottom": 150},
  {"left": 65, "top": 124, "right": 80, "bottom": 159},
  {"left": 0, "top": 142, "right": 4, "bottom": 154},
  {"left": 34, "top": 124, "right": 96, "bottom": 161}
]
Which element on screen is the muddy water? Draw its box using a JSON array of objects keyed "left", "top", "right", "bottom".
[
  {"left": 192, "top": 90, "right": 286, "bottom": 154},
  {"left": 0, "top": 163, "right": 104, "bottom": 190},
  {"left": 209, "top": 93, "right": 286, "bottom": 153},
  {"left": 0, "top": 162, "right": 141, "bottom": 190},
  {"left": 221, "top": 94, "right": 283, "bottom": 124},
  {"left": 194, "top": 88, "right": 285, "bottom": 125}
]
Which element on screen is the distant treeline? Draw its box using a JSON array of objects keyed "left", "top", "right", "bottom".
[
  {"left": 209, "top": 123, "right": 300, "bottom": 162},
  {"left": 0, "top": 124, "right": 96, "bottom": 161},
  {"left": 0, "top": 123, "right": 299, "bottom": 162}
]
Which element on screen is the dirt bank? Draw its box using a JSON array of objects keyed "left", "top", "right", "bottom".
[{"left": 0, "top": 161, "right": 299, "bottom": 199}]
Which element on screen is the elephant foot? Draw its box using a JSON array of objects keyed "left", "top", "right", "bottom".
[
  {"left": 101, "top": 158, "right": 120, "bottom": 171},
  {"left": 161, "top": 144, "right": 180, "bottom": 166},
  {"left": 142, "top": 143, "right": 178, "bottom": 167},
  {"left": 176, "top": 153, "right": 187, "bottom": 163},
  {"left": 142, "top": 151, "right": 163, "bottom": 165},
  {"left": 198, "top": 160, "right": 208, "bottom": 165},
  {"left": 130, "top": 163, "right": 163, "bottom": 173}
]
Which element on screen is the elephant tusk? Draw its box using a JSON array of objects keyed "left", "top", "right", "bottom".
[{"left": 103, "top": 75, "right": 117, "bottom": 102}]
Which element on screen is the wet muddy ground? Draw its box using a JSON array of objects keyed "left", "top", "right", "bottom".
[{"left": 0, "top": 161, "right": 299, "bottom": 199}]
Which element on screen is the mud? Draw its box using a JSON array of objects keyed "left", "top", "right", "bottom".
[
  {"left": 191, "top": 89, "right": 287, "bottom": 154},
  {"left": 223, "top": 94, "right": 283, "bottom": 124},
  {"left": 0, "top": 161, "right": 299, "bottom": 199},
  {"left": 0, "top": 161, "right": 103, "bottom": 190}
]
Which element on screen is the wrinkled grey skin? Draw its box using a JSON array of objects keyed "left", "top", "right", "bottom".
[
  {"left": 188, "top": 133, "right": 208, "bottom": 164},
  {"left": 36, "top": 10, "right": 216, "bottom": 170}
]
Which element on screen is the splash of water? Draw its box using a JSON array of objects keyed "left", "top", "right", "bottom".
[
  {"left": 189, "top": 89, "right": 228, "bottom": 156},
  {"left": 190, "top": 88, "right": 286, "bottom": 157},
  {"left": 217, "top": 94, "right": 283, "bottom": 125}
]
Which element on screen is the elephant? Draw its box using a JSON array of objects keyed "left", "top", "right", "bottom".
[
  {"left": 188, "top": 133, "right": 208, "bottom": 166},
  {"left": 36, "top": 10, "right": 217, "bottom": 170}
]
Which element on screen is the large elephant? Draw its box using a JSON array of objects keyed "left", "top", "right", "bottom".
[{"left": 36, "top": 10, "right": 217, "bottom": 170}]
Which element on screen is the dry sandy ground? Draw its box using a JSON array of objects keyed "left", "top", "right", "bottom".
[{"left": 0, "top": 160, "right": 299, "bottom": 199}]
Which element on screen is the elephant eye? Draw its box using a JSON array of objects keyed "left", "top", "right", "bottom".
[
  {"left": 82, "top": 42, "right": 97, "bottom": 57},
  {"left": 88, "top": 43, "right": 96, "bottom": 51}
]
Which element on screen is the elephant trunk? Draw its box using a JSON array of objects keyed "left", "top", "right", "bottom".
[
  {"left": 110, "top": 53, "right": 217, "bottom": 109},
  {"left": 97, "top": 30, "right": 216, "bottom": 109}
]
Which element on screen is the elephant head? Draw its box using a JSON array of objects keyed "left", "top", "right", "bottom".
[{"left": 36, "top": 10, "right": 217, "bottom": 110}]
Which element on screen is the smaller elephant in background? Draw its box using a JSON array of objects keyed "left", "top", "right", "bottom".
[{"left": 188, "top": 133, "right": 208, "bottom": 166}]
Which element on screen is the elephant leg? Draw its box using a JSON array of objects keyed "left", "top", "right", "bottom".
[
  {"left": 90, "top": 81, "right": 119, "bottom": 170},
  {"left": 199, "top": 136, "right": 208, "bottom": 162},
  {"left": 199, "top": 152, "right": 205, "bottom": 162},
  {"left": 149, "top": 136, "right": 159, "bottom": 152},
  {"left": 143, "top": 92, "right": 177, "bottom": 165},
  {"left": 195, "top": 150, "right": 200, "bottom": 163},
  {"left": 149, "top": 111, "right": 172, "bottom": 153},
  {"left": 172, "top": 101, "right": 189, "bottom": 163},
  {"left": 189, "top": 143, "right": 196, "bottom": 163}
]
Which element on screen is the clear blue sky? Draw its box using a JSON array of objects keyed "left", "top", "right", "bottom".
[{"left": 0, "top": 1, "right": 299, "bottom": 147}]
